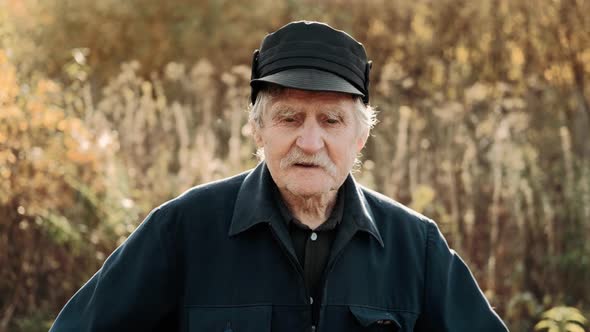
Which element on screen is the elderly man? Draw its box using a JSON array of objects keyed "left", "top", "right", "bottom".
[{"left": 51, "top": 21, "right": 508, "bottom": 331}]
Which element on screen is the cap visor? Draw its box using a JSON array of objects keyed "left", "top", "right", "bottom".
[{"left": 251, "top": 68, "right": 364, "bottom": 97}]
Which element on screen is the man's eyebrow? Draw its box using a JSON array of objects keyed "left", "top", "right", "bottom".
[
  {"left": 322, "top": 108, "right": 346, "bottom": 119},
  {"left": 271, "top": 105, "right": 300, "bottom": 118},
  {"left": 270, "top": 104, "right": 347, "bottom": 120}
]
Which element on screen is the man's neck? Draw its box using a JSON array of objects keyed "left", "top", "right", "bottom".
[{"left": 279, "top": 188, "right": 338, "bottom": 230}]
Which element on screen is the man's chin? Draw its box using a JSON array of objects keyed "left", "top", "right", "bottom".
[{"left": 284, "top": 182, "right": 336, "bottom": 198}]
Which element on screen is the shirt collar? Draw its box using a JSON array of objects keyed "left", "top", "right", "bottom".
[{"left": 228, "top": 162, "right": 384, "bottom": 248}]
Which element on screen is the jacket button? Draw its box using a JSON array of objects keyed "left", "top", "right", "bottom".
[
  {"left": 311, "top": 325, "right": 316, "bottom": 332},
  {"left": 310, "top": 296, "right": 314, "bottom": 304},
  {"left": 310, "top": 232, "right": 318, "bottom": 241}
]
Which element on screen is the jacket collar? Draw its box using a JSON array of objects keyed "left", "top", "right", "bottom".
[{"left": 228, "top": 162, "right": 384, "bottom": 248}]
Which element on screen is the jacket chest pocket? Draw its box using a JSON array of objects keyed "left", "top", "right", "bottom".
[
  {"left": 322, "top": 305, "right": 409, "bottom": 331},
  {"left": 187, "top": 305, "right": 271, "bottom": 332},
  {"left": 349, "top": 306, "right": 401, "bottom": 331}
]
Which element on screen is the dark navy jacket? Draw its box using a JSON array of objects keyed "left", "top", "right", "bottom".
[{"left": 50, "top": 162, "right": 508, "bottom": 331}]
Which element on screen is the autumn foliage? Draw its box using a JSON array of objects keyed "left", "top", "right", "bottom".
[{"left": 1, "top": 0, "right": 589, "bottom": 331}]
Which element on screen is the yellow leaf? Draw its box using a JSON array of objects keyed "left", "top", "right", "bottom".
[
  {"left": 565, "top": 323, "right": 586, "bottom": 332},
  {"left": 456, "top": 46, "right": 469, "bottom": 64},
  {"left": 18, "top": 121, "right": 28, "bottom": 131},
  {"left": 0, "top": 167, "right": 10, "bottom": 179},
  {"left": 410, "top": 185, "right": 436, "bottom": 213},
  {"left": 535, "top": 319, "right": 558, "bottom": 331},
  {"left": 36, "top": 79, "right": 61, "bottom": 95},
  {"left": 510, "top": 45, "right": 525, "bottom": 66}
]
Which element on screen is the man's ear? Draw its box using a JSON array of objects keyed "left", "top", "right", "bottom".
[
  {"left": 356, "top": 127, "right": 369, "bottom": 152},
  {"left": 251, "top": 121, "right": 264, "bottom": 147}
]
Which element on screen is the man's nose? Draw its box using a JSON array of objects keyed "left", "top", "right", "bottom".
[{"left": 296, "top": 120, "right": 324, "bottom": 153}]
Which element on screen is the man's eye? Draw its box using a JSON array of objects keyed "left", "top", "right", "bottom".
[
  {"left": 326, "top": 118, "right": 340, "bottom": 124},
  {"left": 283, "top": 117, "right": 296, "bottom": 123}
]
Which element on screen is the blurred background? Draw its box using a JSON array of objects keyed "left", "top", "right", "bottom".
[{"left": 1, "top": 0, "right": 589, "bottom": 331}]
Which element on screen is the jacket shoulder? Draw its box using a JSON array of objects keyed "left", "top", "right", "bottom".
[{"left": 157, "top": 169, "right": 251, "bottom": 215}]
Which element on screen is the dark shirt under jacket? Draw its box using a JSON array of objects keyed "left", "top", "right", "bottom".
[{"left": 272, "top": 184, "right": 344, "bottom": 326}]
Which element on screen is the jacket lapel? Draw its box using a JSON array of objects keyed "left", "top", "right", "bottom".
[
  {"left": 228, "top": 162, "right": 298, "bottom": 261},
  {"left": 328, "top": 175, "right": 385, "bottom": 267}
]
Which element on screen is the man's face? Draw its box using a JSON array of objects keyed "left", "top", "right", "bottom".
[{"left": 253, "top": 88, "right": 368, "bottom": 198}]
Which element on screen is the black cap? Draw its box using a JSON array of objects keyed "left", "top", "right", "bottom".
[{"left": 250, "top": 21, "right": 372, "bottom": 104}]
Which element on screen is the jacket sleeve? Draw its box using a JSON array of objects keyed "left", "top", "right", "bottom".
[
  {"left": 49, "top": 207, "right": 180, "bottom": 331},
  {"left": 416, "top": 221, "right": 509, "bottom": 332}
]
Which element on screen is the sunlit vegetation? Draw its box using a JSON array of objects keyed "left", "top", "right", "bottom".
[
  {"left": 1, "top": 0, "right": 589, "bottom": 331},
  {"left": 535, "top": 307, "right": 587, "bottom": 332}
]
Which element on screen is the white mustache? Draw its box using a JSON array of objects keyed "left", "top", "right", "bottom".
[{"left": 279, "top": 148, "right": 337, "bottom": 177}]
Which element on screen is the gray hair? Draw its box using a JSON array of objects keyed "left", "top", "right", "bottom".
[{"left": 248, "top": 85, "right": 378, "bottom": 134}]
